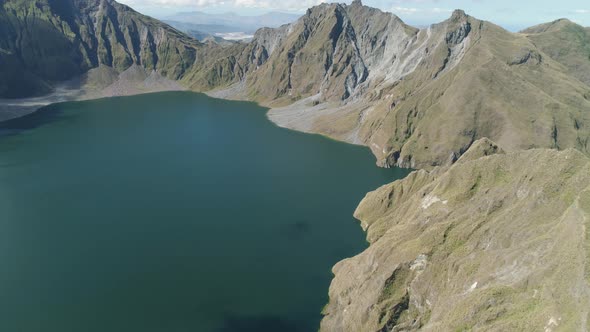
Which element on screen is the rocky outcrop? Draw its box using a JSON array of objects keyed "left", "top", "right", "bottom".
[
  {"left": 243, "top": 3, "right": 372, "bottom": 103},
  {"left": 321, "top": 139, "right": 590, "bottom": 331},
  {"left": 508, "top": 48, "right": 543, "bottom": 66},
  {"left": 0, "top": 0, "right": 182, "bottom": 96}
]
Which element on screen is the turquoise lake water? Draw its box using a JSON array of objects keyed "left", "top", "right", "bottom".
[{"left": 0, "top": 92, "right": 409, "bottom": 332}]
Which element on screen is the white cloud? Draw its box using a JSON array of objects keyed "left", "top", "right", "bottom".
[
  {"left": 390, "top": 6, "right": 451, "bottom": 15},
  {"left": 574, "top": 9, "right": 590, "bottom": 14},
  {"left": 391, "top": 6, "right": 419, "bottom": 15},
  {"left": 431, "top": 7, "right": 452, "bottom": 13}
]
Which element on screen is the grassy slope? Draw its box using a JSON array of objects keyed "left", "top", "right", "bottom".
[
  {"left": 382, "top": 17, "right": 590, "bottom": 168},
  {"left": 304, "top": 11, "right": 590, "bottom": 169},
  {"left": 258, "top": 6, "right": 590, "bottom": 170},
  {"left": 522, "top": 19, "right": 590, "bottom": 86},
  {"left": 0, "top": 0, "right": 251, "bottom": 98},
  {"left": 322, "top": 139, "right": 590, "bottom": 331},
  {"left": 0, "top": 0, "right": 82, "bottom": 97}
]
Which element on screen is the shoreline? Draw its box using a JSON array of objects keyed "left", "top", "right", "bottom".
[
  {"left": 0, "top": 84, "right": 88, "bottom": 122},
  {"left": 0, "top": 85, "right": 415, "bottom": 331},
  {"left": 0, "top": 65, "right": 187, "bottom": 123},
  {"left": 3, "top": 82, "right": 376, "bottom": 157},
  {"left": 0, "top": 86, "right": 189, "bottom": 123}
]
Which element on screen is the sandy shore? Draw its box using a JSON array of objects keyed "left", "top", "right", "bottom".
[{"left": 0, "top": 65, "right": 185, "bottom": 123}]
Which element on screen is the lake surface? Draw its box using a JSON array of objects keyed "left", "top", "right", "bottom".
[{"left": 0, "top": 92, "right": 410, "bottom": 332}]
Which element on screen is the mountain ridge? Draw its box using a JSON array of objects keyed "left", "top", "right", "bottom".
[
  {"left": 260, "top": 4, "right": 590, "bottom": 169},
  {"left": 1, "top": 2, "right": 590, "bottom": 331},
  {"left": 322, "top": 140, "right": 590, "bottom": 331},
  {"left": 521, "top": 18, "right": 590, "bottom": 86},
  {"left": 2, "top": 0, "right": 590, "bottom": 168},
  {"left": 0, "top": 0, "right": 252, "bottom": 99},
  {"left": 2, "top": 0, "right": 589, "bottom": 169}
]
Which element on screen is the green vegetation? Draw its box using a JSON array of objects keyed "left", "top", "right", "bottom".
[
  {"left": 322, "top": 141, "right": 590, "bottom": 331},
  {"left": 523, "top": 19, "right": 590, "bottom": 85},
  {"left": 0, "top": 0, "right": 250, "bottom": 98}
]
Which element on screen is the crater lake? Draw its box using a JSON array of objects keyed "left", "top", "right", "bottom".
[{"left": 0, "top": 92, "right": 410, "bottom": 332}]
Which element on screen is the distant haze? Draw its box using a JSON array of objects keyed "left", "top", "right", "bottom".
[
  {"left": 119, "top": 0, "right": 590, "bottom": 31},
  {"left": 163, "top": 11, "right": 300, "bottom": 41}
]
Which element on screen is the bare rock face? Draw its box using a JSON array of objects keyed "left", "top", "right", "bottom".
[
  {"left": 456, "top": 137, "right": 504, "bottom": 163},
  {"left": 508, "top": 48, "right": 543, "bottom": 65},
  {"left": 244, "top": 3, "right": 371, "bottom": 103},
  {"left": 321, "top": 140, "right": 590, "bottom": 331},
  {"left": 0, "top": 0, "right": 196, "bottom": 96},
  {"left": 264, "top": 3, "right": 590, "bottom": 171}
]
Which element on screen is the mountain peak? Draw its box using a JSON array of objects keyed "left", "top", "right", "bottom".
[
  {"left": 548, "top": 18, "right": 576, "bottom": 28},
  {"left": 521, "top": 18, "right": 580, "bottom": 34},
  {"left": 351, "top": 0, "right": 363, "bottom": 6},
  {"left": 451, "top": 9, "right": 468, "bottom": 20}
]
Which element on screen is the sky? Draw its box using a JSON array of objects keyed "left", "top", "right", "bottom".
[{"left": 117, "top": 0, "right": 590, "bottom": 31}]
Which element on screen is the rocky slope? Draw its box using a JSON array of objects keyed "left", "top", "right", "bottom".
[
  {"left": 2, "top": 0, "right": 590, "bottom": 172},
  {"left": 0, "top": 0, "right": 248, "bottom": 99},
  {"left": 522, "top": 19, "right": 590, "bottom": 86},
  {"left": 321, "top": 139, "right": 590, "bottom": 331},
  {"left": 256, "top": 3, "right": 590, "bottom": 169}
]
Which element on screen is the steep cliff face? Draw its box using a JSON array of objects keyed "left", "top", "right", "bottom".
[
  {"left": 3, "top": 2, "right": 590, "bottom": 331},
  {"left": 0, "top": 0, "right": 248, "bottom": 98},
  {"left": 242, "top": 2, "right": 369, "bottom": 104},
  {"left": 264, "top": 5, "right": 590, "bottom": 170},
  {"left": 0, "top": 0, "right": 82, "bottom": 97},
  {"left": 321, "top": 139, "right": 590, "bottom": 331},
  {"left": 243, "top": 1, "right": 426, "bottom": 106},
  {"left": 363, "top": 12, "right": 590, "bottom": 169},
  {"left": 0, "top": 0, "right": 174, "bottom": 96}
]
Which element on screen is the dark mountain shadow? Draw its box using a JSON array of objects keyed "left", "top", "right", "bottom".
[{"left": 0, "top": 105, "right": 64, "bottom": 138}]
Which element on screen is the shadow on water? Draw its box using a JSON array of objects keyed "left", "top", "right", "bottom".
[
  {"left": 215, "top": 314, "right": 305, "bottom": 332},
  {"left": 283, "top": 220, "right": 312, "bottom": 240},
  {"left": 0, "top": 104, "right": 65, "bottom": 137}
]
